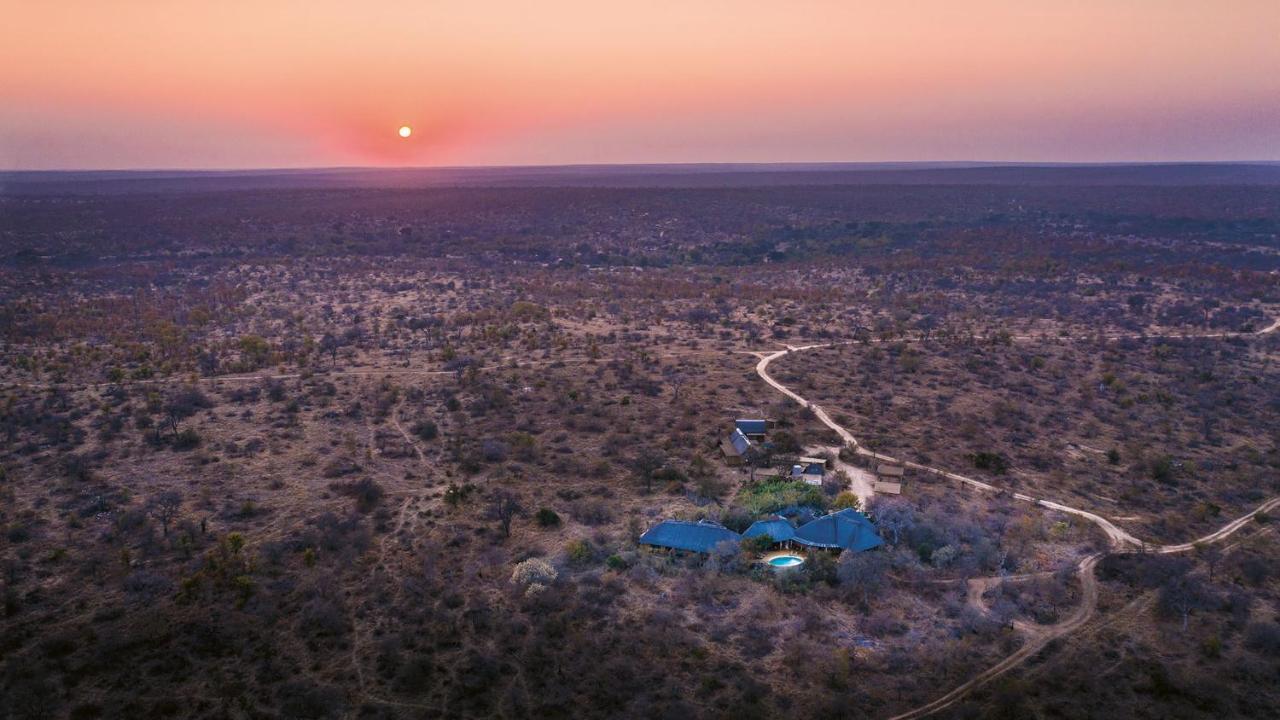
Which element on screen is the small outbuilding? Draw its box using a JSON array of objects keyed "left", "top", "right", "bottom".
[
  {"left": 734, "top": 418, "right": 769, "bottom": 441},
  {"left": 720, "top": 427, "right": 754, "bottom": 465},
  {"left": 791, "top": 456, "right": 827, "bottom": 485},
  {"left": 876, "top": 464, "right": 905, "bottom": 479},
  {"left": 640, "top": 519, "right": 741, "bottom": 554}
]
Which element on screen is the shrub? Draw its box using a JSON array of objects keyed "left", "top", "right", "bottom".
[
  {"left": 1239, "top": 555, "right": 1269, "bottom": 585},
  {"left": 770, "top": 431, "right": 801, "bottom": 454},
  {"left": 412, "top": 420, "right": 438, "bottom": 441},
  {"left": 444, "top": 482, "right": 477, "bottom": 506},
  {"left": 695, "top": 473, "right": 728, "bottom": 499},
  {"left": 930, "top": 545, "right": 958, "bottom": 568},
  {"left": 276, "top": 681, "right": 345, "bottom": 719},
  {"left": 832, "top": 491, "right": 861, "bottom": 511},
  {"left": 738, "top": 479, "right": 828, "bottom": 515},
  {"left": 719, "top": 507, "right": 754, "bottom": 533},
  {"left": 707, "top": 539, "right": 747, "bottom": 574},
  {"left": 1149, "top": 455, "right": 1175, "bottom": 483},
  {"left": 166, "top": 386, "right": 213, "bottom": 416},
  {"left": 480, "top": 439, "right": 508, "bottom": 463},
  {"left": 390, "top": 653, "right": 434, "bottom": 693},
  {"left": 512, "top": 558, "right": 558, "bottom": 587},
  {"left": 328, "top": 478, "right": 384, "bottom": 513},
  {"left": 1201, "top": 634, "right": 1222, "bottom": 658},
  {"left": 565, "top": 539, "right": 593, "bottom": 564},
  {"left": 1097, "top": 553, "right": 1192, "bottom": 589},
  {"left": 62, "top": 453, "right": 94, "bottom": 481},
  {"left": 821, "top": 472, "right": 845, "bottom": 497},
  {"left": 264, "top": 380, "right": 286, "bottom": 402},
  {"left": 969, "top": 451, "right": 1010, "bottom": 475},
  {"left": 232, "top": 575, "right": 255, "bottom": 608},
  {"left": 299, "top": 595, "right": 349, "bottom": 638},
  {"left": 1245, "top": 622, "right": 1280, "bottom": 657},
  {"left": 321, "top": 456, "right": 361, "bottom": 479},
  {"left": 123, "top": 570, "right": 172, "bottom": 599},
  {"left": 535, "top": 508, "right": 561, "bottom": 528},
  {"left": 568, "top": 499, "right": 613, "bottom": 526},
  {"left": 654, "top": 464, "right": 688, "bottom": 485},
  {"left": 172, "top": 428, "right": 201, "bottom": 450}
]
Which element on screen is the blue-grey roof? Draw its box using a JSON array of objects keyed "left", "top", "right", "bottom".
[
  {"left": 794, "top": 509, "right": 882, "bottom": 552},
  {"left": 791, "top": 462, "right": 824, "bottom": 477},
  {"left": 735, "top": 419, "right": 768, "bottom": 435},
  {"left": 640, "top": 520, "right": 741, "bottom": 554},
  {"left": 743, "top": 517, "right": 795, "bottom": 542},
  {"left": 729, "top": 428, "right": 753, "bottom": 454}
]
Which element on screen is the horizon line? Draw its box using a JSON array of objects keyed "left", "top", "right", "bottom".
[{"left": 5, "top": 159, "right": 1280, "bottom": 176}]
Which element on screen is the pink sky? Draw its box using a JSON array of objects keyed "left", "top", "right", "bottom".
[{"left": 2, "top": 1, "right": 1278, "bottom": 169}]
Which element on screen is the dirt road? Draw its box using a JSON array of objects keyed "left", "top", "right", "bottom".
[
  {"left": 889, "top": 554, "right": 1101, "bottom": 720},
  {"left": 753, "top": 318, "right": 1279, "bottom": 718}
]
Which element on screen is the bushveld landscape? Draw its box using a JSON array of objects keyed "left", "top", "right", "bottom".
[{"left": 2, "top": 165, "right": 1280, "bottom": 719}]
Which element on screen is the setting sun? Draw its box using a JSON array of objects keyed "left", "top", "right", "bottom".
[{"left": 398, "top": 125, "right": 411, "bottom": 138}]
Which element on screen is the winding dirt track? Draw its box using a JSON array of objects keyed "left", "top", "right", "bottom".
[
  {"left": 752, "top": 320, "right": 1279, "bottom": 719},
  {"left": 893, "top": 554, "right": 1101, "bottom": 720}
]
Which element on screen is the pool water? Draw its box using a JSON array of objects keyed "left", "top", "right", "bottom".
[{"left": 767, "top": 555, "right": 805, "bottom": 568}]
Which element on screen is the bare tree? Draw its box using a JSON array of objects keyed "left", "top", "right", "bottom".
[
  {"left": 148, "top": 490, "right": 184, "bottom": 537},
  {"left": 989, "top": 596, "right": 1019, "bottom": 630},
  {"left": 1160, "top": 572, "right": 1214, "bottom": 632},
  {"left": 487, "top": 490, "right": 522, "bottom": 539},
  {"left": 870, "top": 497, "right": 916, "bottom": 545},
  {"left": 631, "top": 450, "right": 665, "bottom": 494},
  {"left": 162, "top": 387, "right": 210, "bottom": 440},
  {"left": 319, "top": 332, "right": 340, "bottom": 367},
  {"left": 744, "top": 445, "right": 774, "bottom": 482},
  {"left": 161, "top": 406, "right": 182, "bottom": 439},
  {"left": 837, "top": 550, "right": 888, "bottom": 605},
  {"left": 1193, "top": 541, "right": 1223, "bottom": 582},
  {"left": 662, "top": 365, "right": 687, "bottom": 403}
]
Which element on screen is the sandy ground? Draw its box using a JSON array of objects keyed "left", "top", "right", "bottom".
[{"left": 808, "top": 444, "right": 877, "bottom": 505}]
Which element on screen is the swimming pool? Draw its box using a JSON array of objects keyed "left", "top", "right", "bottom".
[{"left": 767, "top": 554, "right": 804, "bottom": 568}]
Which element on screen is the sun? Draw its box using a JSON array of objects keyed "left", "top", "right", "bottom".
[{"left": 398, "top": 125, "right": 412, "bottom": 138}]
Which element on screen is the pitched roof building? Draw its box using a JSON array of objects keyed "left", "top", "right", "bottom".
[
  {"left": 793, "top": 509, "right": 883, "bottom": 552},
  {"left": 742, "top": 516, "right": 796, "bottom": 543},
  {"left": 734, "top": 418, "right": 769, "bottom": 439},
  {"left": 721, "top": 427, "right": 754, "bottom": 464},
  {"left": 639, "top": 519, "right": 741, "bottom": 554}
]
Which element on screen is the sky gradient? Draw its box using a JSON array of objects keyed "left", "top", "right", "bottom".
[{"left": 3, "top": 1, "right": 1278, "bottom": 169}]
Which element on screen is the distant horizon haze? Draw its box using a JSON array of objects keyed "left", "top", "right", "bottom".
[{"left": 6, "top": 160, "right": 1280, "bottom": 176}]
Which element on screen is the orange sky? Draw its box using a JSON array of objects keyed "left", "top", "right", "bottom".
[{"left": 2, "top": 1, "right": 1278, "bottom": 169}]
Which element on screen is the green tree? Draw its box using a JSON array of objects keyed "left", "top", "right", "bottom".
[{"left": 238, "top": 335, "right": 271, "bottom": 368}]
